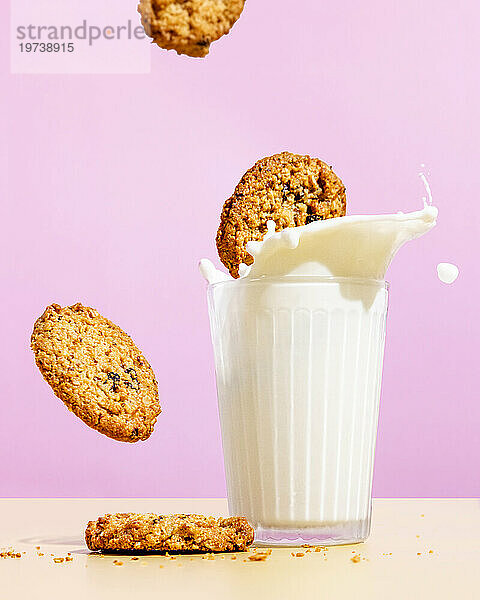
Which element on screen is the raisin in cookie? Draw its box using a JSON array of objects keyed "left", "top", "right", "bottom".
[
  {"left": 31, "top": 303, "right": 161, "bottom": 443},
  {"left": 138, "top": 0, "right": 245, "bottom": 58},
  {"left": 85, "top": 513, "right": 254, "bottom": 553}
]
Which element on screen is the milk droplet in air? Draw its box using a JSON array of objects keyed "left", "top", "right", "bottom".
[
  {"left": 419, "top": 171, "right": 433, "bottom": 206},
  {"left": 437, "top": 263, "right": 459, "bottom": 284}
]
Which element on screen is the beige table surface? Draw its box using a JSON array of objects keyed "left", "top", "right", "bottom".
[{"left": 0, "top": 499, "right": 478, "bottom": 599}]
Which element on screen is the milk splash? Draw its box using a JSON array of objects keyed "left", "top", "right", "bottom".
[
  {"left": 200, "top": 204, "right": 438, "bottom": 284},
  {"left": 200, "top": 170, "right": 453, "bottom": 285},
  {"left": 419, "top": 166, "right": 433, "bottom": 206},
  {"left": 419, "top": 168, "right": 460, "bottom": 284}
]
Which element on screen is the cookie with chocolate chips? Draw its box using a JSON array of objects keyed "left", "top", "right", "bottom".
[
  {"left": 138, "top": 0, "right": 245, "bottom": 58},
  {"left": 216, "top": 152, "right": 347, "bottom": 277},
  {"left": 31, "top": 303, "right": 161, "bottom": 442},
  {"left": 85, "top": 513, "right": 254, "bottom": 553}
]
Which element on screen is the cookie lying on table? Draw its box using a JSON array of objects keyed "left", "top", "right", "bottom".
[
  {"left": 216, "top": 152, "right": 347, "bottom": 278},
  {"left": 85, "top": 514, "right": 254, "bottom": 553},
  {"left": 138, "top": 0, "right": 245, "bottom": 58},
  {"left": 31, "top": 303, "right": 161, "bottom": 443}
]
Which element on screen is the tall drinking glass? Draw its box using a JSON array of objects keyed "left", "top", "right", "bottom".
[{"left": 207, "top": 276, "right": 388, "bottom": 546}]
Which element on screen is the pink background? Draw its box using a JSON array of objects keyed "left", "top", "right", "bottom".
[{"left": 1, "top": 1, "right": 479, "bottom": 498}]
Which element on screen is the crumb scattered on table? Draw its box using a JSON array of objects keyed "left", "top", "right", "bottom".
[
  {"left": 0, "top": 549, "right": 23, "bottom": 559},
  {"left": 351, "top": 555, "right": 361, "bottom": 563},
  {"left": 247, "top": 553, "right": 270, "bottom": 562}
]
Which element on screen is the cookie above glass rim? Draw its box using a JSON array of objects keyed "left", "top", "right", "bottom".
[
  {"left": 31, "top": 303, "right": 161, "bottom": 443},
  {"left": 216, "top": 152, "right": 347, "bottom": 278}
]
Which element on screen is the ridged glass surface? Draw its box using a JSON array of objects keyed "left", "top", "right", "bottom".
[{"left": 208, "top": 278, "right": 388, "bottom": 545}]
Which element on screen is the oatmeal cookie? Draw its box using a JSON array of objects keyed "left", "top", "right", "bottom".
[
  {"left": 138, "top": 0, "right": 245, "bottom": 58},
  {"left": 85, "top": 513, "right": 254, "bottom": 553},
  {"left": 216, "top": 152, "right": 347, "bottom": 277},
  {"left": 31, "top": 303, "right": 161, "bottom": 442}
]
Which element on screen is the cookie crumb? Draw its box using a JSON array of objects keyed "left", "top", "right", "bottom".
[
  {"left": 131, "top": 557, "right": 139, "bottom": 561},
  {"left": 351, "top": 555, "right": 361, "bottom": 563},
  {"left": 247, "top": 553, "right": 269, "bottom": 562},
  {"left": 53, "top": 558, "right": 64, "bottom": 563},
  {"left": 1, "top": 549, "right": 23, "bottom": 559},
  {"left": 202, "top": 553, "right": 216, "bottom": 560},
  {"left": 113, "top": 560, "right": 123, "bottom": 566},
  {"left": 65, "top": 556, "right": 73, "bottom": 562}
]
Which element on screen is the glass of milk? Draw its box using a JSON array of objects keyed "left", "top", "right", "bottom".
[{"left": 207, "top": 275, "right": 388, "bottom": 546}]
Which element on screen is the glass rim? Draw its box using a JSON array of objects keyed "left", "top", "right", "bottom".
[{"left": 208, "top": 275, "right": 389, "bottom": 290}]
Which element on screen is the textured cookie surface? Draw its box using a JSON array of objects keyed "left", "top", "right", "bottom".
[
  {"left": 216, "top": 152, "right": 347, "bottom": 277},
  {"left": 138, "top": 0, "right": 245, "bottom": 57},
  {"left": 85, "top": 513, "right": 254, "bottom": 553},
  {"left": 31, "top": 303, "right": 161, "bottom": 443}
]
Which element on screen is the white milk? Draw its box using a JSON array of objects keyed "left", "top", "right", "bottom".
[
  {"left": 203, "top": 204, "right": 437, "bottom": 545},
  {"left": 201, "top": 203, "right": 438, "bottom": 284},
  {"left": 437, "top": 262, "right": 459, "bottom": 284}
]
